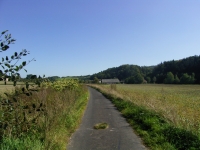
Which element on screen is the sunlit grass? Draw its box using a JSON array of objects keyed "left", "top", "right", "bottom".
[
  {"left": 0, "top": 81, "right": 35, "bottom": 96},
  {"left": 0, "top": 81, "right": 19, "bottom": 94},
  {"left": 0, "top": 81, "right": 25, "bottom": 85}
]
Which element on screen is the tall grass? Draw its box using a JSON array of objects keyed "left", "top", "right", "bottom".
[
  {"left": 119, "top": 84, "right": 200, "bottom": 135},
  {"left": 0, "top": 82, "right": 88, "bottom": 150}
]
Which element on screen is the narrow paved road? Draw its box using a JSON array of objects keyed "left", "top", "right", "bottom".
[{"left": 67, "top": 87, "right": 147, "bottom": 150}]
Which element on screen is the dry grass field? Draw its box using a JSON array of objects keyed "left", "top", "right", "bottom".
[
  {"left": 0, "top": 81, "right": 18, "bottom": 95},
  {"left": 91, "top": 84, "right": 200, "bottom": 136},
  {"left": 0, "top": 81, "right": 34, "bottom": 96}
]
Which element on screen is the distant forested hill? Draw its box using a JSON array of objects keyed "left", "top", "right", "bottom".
[
  {"left": 90, "top": 55, "right": 200, "bottom": 84},
  {"left": 90, "top": 65, "right": 154, "bottom": 84}
]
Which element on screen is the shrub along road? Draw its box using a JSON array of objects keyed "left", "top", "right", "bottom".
[{"left": 67, "top": 87, "right": 146, "bottom": 150}]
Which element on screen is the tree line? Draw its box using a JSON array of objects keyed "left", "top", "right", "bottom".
[{"left": 90, "top": 55, "right": 200, "bottom": 84}]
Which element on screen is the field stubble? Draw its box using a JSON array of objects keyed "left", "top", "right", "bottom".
[
  {"left": 91, "top": 84, "right": 200, "bottom": 137},
  {"left": 0, "top": 81, "right": 35, "bottom": 96}
]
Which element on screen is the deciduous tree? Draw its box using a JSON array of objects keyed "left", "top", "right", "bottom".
[
  {"left": 0, "top": 30, "right": 35, "bottom": 85},
  {"left": 164, "top": 72, "right": 174, "bottom": 84}
]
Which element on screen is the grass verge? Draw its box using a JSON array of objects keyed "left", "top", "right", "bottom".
[
  {"left": 0, "top": 85, "right": 89, "bottom": 150},
  {"left": 91, "top": 86, "right": 200, "bottom": 150}
]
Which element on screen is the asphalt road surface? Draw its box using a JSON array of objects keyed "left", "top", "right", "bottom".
[{"left": 67, "top": 87, "right": 147, "bottom": 150}]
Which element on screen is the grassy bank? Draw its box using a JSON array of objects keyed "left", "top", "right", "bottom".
[
  {"left": 0, "top": 81, "right": 88, "bottom": 150},
  {"left": 89, "top": 84, "right": 200, "bottom": 150}
]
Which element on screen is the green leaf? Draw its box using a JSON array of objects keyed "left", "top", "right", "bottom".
[
  {"left": 23, "top": 105, "right": 29, "bottom": 109},
  {"left": 32, "top": 104, "right": 36, "bottom": 108},
  {"left": 1, "top": 65, "right": 5, "bottom": 69},
  {"left": 24, "top": 69, "right": 27, "bottom": 72},
  {"left": 2, "top": 57, "right": 4, "bottom": 62},
  {"left": 0, "top": 42, "right": 3, "bottom": 47},
  {"left": 14, "top": 52, "right": 18, "bottom": 56},
  {"left": 13, "top": 98, "right": 17, "bottom": 102},
  {"left": 19, "top": 65, "right": 23, "bottom": 69},
  {"left": 11, "top": 75, "right": 15, "bottom": 80},
  {"left": 22, "top": 61, "right": 26, "bottom": 66},
  {"left": 2, "top": 45, "right": 9, "bottom": 51},
  {"left": 11, "top": 39, "right": 16, "bottom": 42},
  {"left": 14, "top": 67, "right": 19, "bottom": 71},
  {"left": 6, "top": 56, "right": 8, "bottom": 61},
  {"left": 5, "top": 63, "right": 10, "bottom": 68},
  {"left": 22, "top": 87, "right": 25, "bottom": 93},
  {"left": 11, "top": 55, "right": 14, "bottom": 59},
  {"left": 1, "top": 30, "right": 8, "bottom": 35},
  {"left": 26, "top": 92, "right": 31, "bottom": 96}
]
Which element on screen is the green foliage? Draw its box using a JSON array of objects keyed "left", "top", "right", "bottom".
[
  {"left": 90, "top": 55, "right": 200, "bottom": 84},
  {"left": 164, "top": 126, "right": 200, "bottom": 150},
  {"left": 174, "top": 75, "right": 180, "bottom": 84},
  {"left": 26, "top": 74, "right": 33, "bottom": 79},
  {"left": 93, "top": 77, "right": 99, "bottom": 83},
  {"left": 180, "top": 73, "right": 196, "bottom": 84},
  {"left": 152, "top": 56, "right": 200, "bottom": 83},
  {"left": 0, "top": 82, "right": 88, "bottom": 149},
  {"left": 145, "top": 77, "right": 151, "bottom": 83},
  {"left": 90, "top": 64, "right": 149, "bottom": 82},
  {"left": 1, "top": 135, "right": 44, "bottom": 150},
  {"left": 134, "top": 73, "right": 143, "bottom": 84},
  {"left": 0, "top": 30, "right": 88, "bottom": 149},
  {"left": 0, "top": 87, "right": 43, "bottom": 140},
  {"left": 125, "top": 73, "right": 143, "bottom": 84},
  {"left": 180, "top": 73, "right": 190, "bottom": 84},
  {"left": 164, "top": 72, "right": 174, "bottom": 84},
  {"left": 41, "top": 78, "right": 79, "bottom": 91},
  {"left": 153, "top": 76, "right": 156, "bottom": 83},
  {"left": 0, "top": 30, "right": 35, "bottom": 85},
  {"left": 125, "top": 76, "right": 134, "bottom": 84},
  {"left": 47, "top": 76, "right": 60, "bottom": 82}
]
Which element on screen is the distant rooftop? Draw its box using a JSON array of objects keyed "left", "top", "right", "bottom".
[{"left": 101, "top": 79, "right": 120, "bottom": 84}]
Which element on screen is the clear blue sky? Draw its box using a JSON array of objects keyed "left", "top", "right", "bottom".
[{"left": 0, "top": 0, "right": 200, "bottom": 77}]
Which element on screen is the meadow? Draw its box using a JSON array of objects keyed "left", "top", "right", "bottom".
[
  {"left": 0, "top": 81, "right": 35, "bottom": 95},
  {"left": 0, "top": 81, "right": 22, "bottom": 92},
  {"left": 90, "top": 84, "right": 200, "bottom": 149}
]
